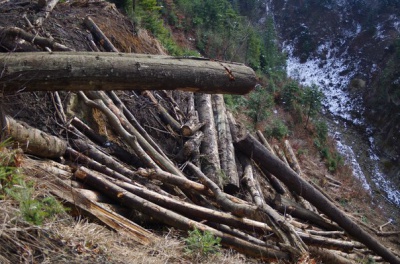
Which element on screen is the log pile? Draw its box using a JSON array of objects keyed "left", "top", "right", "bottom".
[{"left": 0, "top": 1, "right": 399, "bottom": 263}]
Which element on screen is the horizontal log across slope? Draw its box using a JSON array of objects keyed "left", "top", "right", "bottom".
[{"left": 0, "top": 52, "right": 257, "bottom": 94}]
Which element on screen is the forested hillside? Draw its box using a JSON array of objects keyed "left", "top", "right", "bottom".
[{"left": 1, "top": 0, "right": 399, "bottom": 263}]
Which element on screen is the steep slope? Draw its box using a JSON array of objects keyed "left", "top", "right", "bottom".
[
  {"left": 1, "top": 0, "right": 400, "bottom": 263},
  {"left": 266, "top": 0, "right": 400, "bottom": 206}
]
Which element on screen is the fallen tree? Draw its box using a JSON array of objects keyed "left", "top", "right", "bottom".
[
  {"left": 1, "top": 4, "right": 399, "bottom": 262},
  {"left": 0, "top": 52, "right": 256, "bottom": 94},
  {"left": 234, "top": 133, "right": 400, "bottom": 264}
]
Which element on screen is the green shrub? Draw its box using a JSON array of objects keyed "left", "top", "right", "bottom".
[
  {"left": 245, "top": 85, "right": 273, "bottom": 125},
  {"left": 1, "top": 140, "right": 65, "bottom": 225},
  {"left": 266, "top": 119, "right": 289, "bottom": 140},
  {"left": 184, "top": 228, "right": 221, "bottom": 258}
]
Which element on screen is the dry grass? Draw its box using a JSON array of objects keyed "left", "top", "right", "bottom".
[{"left": 0, "top": 176, "right": 258, "bottom": 264}]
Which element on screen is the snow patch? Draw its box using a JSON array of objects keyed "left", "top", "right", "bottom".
[{"left": 284, "top": 42, "right": 363, "bottom": 124}]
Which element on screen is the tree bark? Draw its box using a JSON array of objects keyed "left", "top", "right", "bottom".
[
  {"left": 195, "top": 93, "right": 222, "bottom": 187},
  {"left": 1, "top": 115, "right": 67, "bottom": 158},
  {"left": 84, "top": 16, "right": 119, "bottom": 52},
  {"left": 234, "top": 133, "right": 400, "bottom": 264},
  {"left": 212, "top": 94, "right": 240, "bottom": 193},
  {"left": 0, "top": 52, "right": 256, "bottom": 94}
]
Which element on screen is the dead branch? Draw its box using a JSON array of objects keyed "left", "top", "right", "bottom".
[
  {"left": 0, "top": 26, "right": 73, "bottom": 51},
  {"left": 142, "top": 90, "right": 181, "bottom": 132}
]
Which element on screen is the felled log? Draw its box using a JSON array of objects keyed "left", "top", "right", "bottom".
[
  {"left": 256, "top": 130, "right": 274, "bottom": 153},
  {"left": 34, "top": 0, "right": 59, "bottom": 26},
  {"left": 107, "top": 91, "right": 168, "bottom": 160},
  {"left": 283, "top": 139, "right": 302, "bottom": 175},
  {"left": 78, "top": 92, "right": 161, "bottom": 170},
  {"left": 23, "top": 158, "right": 154, "bottom": 245},
  {"left": 0, "top": 52, "right": 256, "bottom": 94},
  {"left": 176, "top": 131, "right": 203, "bottom": 164},
  {"left": 0, "top": 26, "right": 73, "bottom": 51},
  {"left": 73, "top": 166, "right": 290, "bottom": 261},
  {"left": 272, "top": 194, "right": 340, "bottom": 231},
  {"left": 234, "top": 133, "right": 400, "bottom": 264},
  {"left": 186, "top": 162, "right": 308, "bottom": 258},
  {"left": 212, "top": 94, "right": 239, "bottom": 193},
  {"left": 1, "top": 115, "right": 67, "bottom": 158},
  {"left": 239, "top": 155, "right": 265, "bottom": 208},
  {"left": 195, "top": 93, "right": 222, "bottom": 187},
  {"left": 84, "top": 16, "right": 119, "bottom": 52},
  {"left": 181, "top": 117, "right": 205, "bottom": 137},
  {"left": 83, "top": 91, "right": 184, "bottom": 177}
]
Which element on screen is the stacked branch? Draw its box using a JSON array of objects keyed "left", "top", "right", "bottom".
[{"left": 1, "top": 16, "right": 399, "bottom": 263}]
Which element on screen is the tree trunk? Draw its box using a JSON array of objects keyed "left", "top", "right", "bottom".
[
  {"left": 1, "top": 115, "right": 67, "bottom": 158},
  {"left": 212, "top": 94, "right": 240, "bottom": 193},
  {"left": 195, "top": 93, "right": 223, "bottom": 187},
  {"left": 234, "top": 133, "right": 400, "bottom": 264},
  {"left": 84, "top": 16, "right": 119, "bottom": 52},
  {"left": 0, "top": 52, "right": 256, "bottom": 95}
]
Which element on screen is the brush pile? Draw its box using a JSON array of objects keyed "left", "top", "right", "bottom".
[{"left": 0, "top": 1, "right": 399, "bottom": 263}]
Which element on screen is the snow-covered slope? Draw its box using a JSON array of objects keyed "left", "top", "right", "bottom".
[{"left": 267, "top": 0, "right": 400, "bottom": 207}]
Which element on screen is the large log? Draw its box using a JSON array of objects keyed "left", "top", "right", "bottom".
[
  {"left": 0, "top": 52, "right": 256, "bottom": 94},
  {"left": 234, "top": 133, "right": 400, "bottom": 264},
  {"left": 195, "top": 93, "right": 223, "bottom": 187},
  {"left": 1, "top": 115, "right": 67, "bottom": 158},
  {"left": 212, "top": 94, "right": 240, "bottom": 193}
]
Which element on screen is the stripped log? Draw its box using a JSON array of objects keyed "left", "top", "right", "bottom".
[
  {"left": 23, "top": 158, "right": 154, "bottom": 245},
  {"left": 1, "top": 115, "right": 67, "bottom": 158},
  {"left": 84, "top": 16, "right": 119, "bottom": 52},
  {"left": 234, "top": 133, "right": 400, "bottom": 264},
  {"left": 73, "top": 166, "right": 291, "bottom": 261},
  {"left": 195, "top": 93, "right": 222, "bottom": 187},
  {"left": 0, "top": 52, "right": 257, "bottom": 94},
  {"left": 212, "top": 94, "right": 239, "bottom": 193}
]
